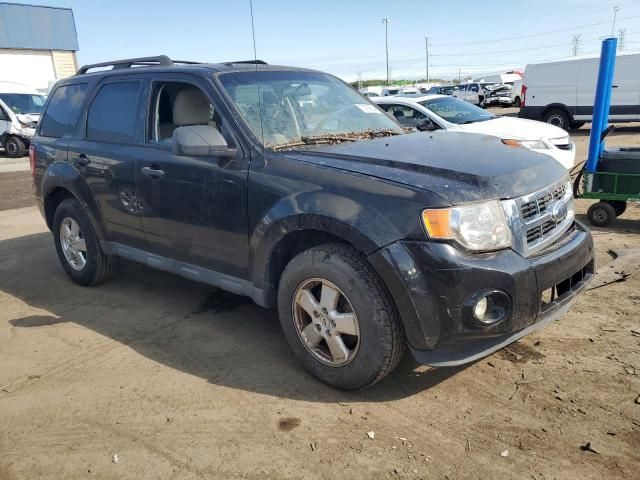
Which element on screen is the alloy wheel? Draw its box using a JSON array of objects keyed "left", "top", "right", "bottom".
[
  {"left": 292, "top": 278, "right": 360, "bottom": 367},
  {"left": 59, "top": 217, "right": 87, "bottom": 271}
]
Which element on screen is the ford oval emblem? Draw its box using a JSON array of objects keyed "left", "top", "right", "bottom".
[{"left": 550, "top": 201, "right": 568, "bottom": 222}]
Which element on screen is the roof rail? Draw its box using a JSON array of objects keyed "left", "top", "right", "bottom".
[
  {"left": 224, "top": 60, "right": 268, "bottom": 66},
  {"left": 76, "top": 55, "right": 201, "bottom": 75}
]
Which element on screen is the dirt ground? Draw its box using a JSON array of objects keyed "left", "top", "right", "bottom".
[{"left": 1, "top": 117, "right": 639, "bottom": 479}]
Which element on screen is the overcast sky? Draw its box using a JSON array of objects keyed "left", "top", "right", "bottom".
[{"left": 19, "top": 0, "right": 640, "bottom": 82}]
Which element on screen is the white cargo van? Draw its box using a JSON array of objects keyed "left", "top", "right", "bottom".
[{"left": 518, "top": 52, "right": 640, "bottom": 130}]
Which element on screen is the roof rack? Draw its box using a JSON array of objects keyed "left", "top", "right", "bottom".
[
  {"left": 224, "top": 60, "right": 268, "bottom": 66},
  {"left": 76, "top": 55, "right": 202, "bottom": 75}
]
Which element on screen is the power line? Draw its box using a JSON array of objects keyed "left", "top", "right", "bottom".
[{"left": 430, "top": 13, "right": 640, "bottom": 47}]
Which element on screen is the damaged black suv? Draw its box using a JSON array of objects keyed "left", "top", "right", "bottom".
[{"left": 31, "top": 56, "right": 594, "bottom": 389}]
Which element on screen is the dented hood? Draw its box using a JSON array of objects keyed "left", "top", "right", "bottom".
[{"left": 288, "top": 131, "right": 567, "bottom": 204}]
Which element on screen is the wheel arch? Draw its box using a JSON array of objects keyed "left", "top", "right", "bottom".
[
  {"left": 41, "top": 163, "right": 106, "bottom": 241},
  {"left": 251, "top": 214, "right": 381, "bottom": 307}
]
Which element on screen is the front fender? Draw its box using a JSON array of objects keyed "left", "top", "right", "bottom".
[{"left": 41, "top": 161, "right": 106, "bottom": 240}]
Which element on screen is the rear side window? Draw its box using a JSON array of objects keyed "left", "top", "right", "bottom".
[
  {"left": 39, "top": 84, "right": 88, "bottom": 138},
  {"left": 87, "top": 82, "right": 141, "bottom": 144}
]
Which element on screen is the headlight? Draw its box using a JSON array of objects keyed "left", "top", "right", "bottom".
[
  {"left": 502, "top": 139, "right": 548, "bottom": 150},
  {"left": 422, "top": 200, "right": 512, "bottom": 251}
]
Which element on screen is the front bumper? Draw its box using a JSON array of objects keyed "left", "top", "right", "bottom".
[{"left": 368, "top": 221, "right": 594, "bottom": 366}]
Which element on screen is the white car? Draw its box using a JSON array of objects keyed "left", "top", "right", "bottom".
[{"left": 373, "top": 94, "right": 575, "bottom": 169}]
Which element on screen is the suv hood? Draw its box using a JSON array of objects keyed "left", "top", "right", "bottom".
[
  {"left": 454, "top": 116, "right": 567, "bottom": 141},
  {"left": 287, "top": 131, "right": 567, "bottom": 204}
]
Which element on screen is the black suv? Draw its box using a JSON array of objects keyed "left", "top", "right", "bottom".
[{"left": 31, "top": 56, "right": 594, "bottom": 389}]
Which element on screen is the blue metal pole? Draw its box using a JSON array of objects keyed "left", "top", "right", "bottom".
[{"left": 586, "top": 37, "right": 618, "bottom": 172}]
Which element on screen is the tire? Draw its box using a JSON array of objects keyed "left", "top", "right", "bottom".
[
  {"left": 277, "top": 243, "right": 405, "bottom": 390},
  {"left": 52, "top": 198, "right": 117, "bottom": 286},
  {"left": 543, "top": 108, "right": 571, "bottom": 130},
  {"left": 514, "top": 96, "right": 521, "bottom": 108},
  {"left": 587, "top": 201, "right": 616, "bottom": 227},
  {"left": 4, "top": 136, "right": 26, "bottom": 158},
  {"left": 604, "top": 200, "right": 626, "bottom": 217}
]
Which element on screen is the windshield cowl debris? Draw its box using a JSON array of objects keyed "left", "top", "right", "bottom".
[{"left": 269, "top": 129, "right": 402, "bottom": 151}]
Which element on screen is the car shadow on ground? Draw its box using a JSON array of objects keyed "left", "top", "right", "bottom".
[{"left": 1, "top": 232, "right": 470, "bottom": 402}]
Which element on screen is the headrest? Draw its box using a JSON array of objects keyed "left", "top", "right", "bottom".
[{"left": 173, "top": 88, "right": 210, "bottom": 125}]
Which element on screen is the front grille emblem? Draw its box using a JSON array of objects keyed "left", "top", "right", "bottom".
[{"left": 549, "top": 200, "right": 568, "bottom": 223}]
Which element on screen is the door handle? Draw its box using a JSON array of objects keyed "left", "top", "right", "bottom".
[
  {"left": 140, "top": 166, "right": 165, "bottom": 179},
  {"left": 73, "top": 154, "right": 89, "bottom": 167},
  {"left": 612, "top": 85, "right": 619, "bottom": 88}
]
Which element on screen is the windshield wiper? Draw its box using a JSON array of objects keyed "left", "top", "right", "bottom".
[{"left": 270, "top": 130, "right": 402, "bottom": 151}]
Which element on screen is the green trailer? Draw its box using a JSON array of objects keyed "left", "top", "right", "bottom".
[{"left": 574, "top": 147, "right": 640, "bottom": 227}]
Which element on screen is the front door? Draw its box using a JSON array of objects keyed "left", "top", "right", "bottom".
[{"left": 133, "top": 77, "right": 250, "bottom": 278}]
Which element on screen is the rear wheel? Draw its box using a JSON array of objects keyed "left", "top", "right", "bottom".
[
  {"left": 4, "top": 136, "right": 26, "bottom": 158},
  {"left": 587, "top": 201, "right": 616, "bottom": 227},
  {"left": 514, "top": 96, "right": 521, "bottom": 107},
  {"left": 543, "top": 108, "right": 570, "bottom": 130},
  {"left": 277, "top": 243, "right": 405, "bottom": 390},
  {"left": 53, "top": 198, "right": 117, "bottom": 285}
]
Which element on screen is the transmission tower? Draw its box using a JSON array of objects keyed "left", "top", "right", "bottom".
[
  {"left": 572, "top": 34, "right": 582, "bottom": 56},
  {"left": 618, "top": 29, "right": 626, "bottom": 50}
]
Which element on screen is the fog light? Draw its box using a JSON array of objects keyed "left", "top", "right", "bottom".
[{"left": 465, "top": 290, "right": 511, "bottom": 327}]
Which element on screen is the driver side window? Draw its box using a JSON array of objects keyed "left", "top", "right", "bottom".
[{"left": 148, "top": 82, "right": 217, "bottom": 145}]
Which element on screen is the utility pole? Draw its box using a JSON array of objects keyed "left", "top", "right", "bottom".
[
  {"left": 611, "top": 6, "right": 619, "bottom": 36},
  {"left": 382, "top": 18, "right": 390, "bottom": 85},
  {"left": 357, "top": 71, "right": 362, "bottom": 90},
  {"left": 618, "top": 29, "right": 626, "bottom": 50},
  {"left": 458, "top": 67, "right": 461, "bottom": 84},
  {"left": 572, "top": 34, "right": 582, "bottom": 56},
  {"left": 425, "top": 36, "right": 429, "bottom": 84}
]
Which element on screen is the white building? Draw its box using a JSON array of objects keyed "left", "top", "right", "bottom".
[{"left": 0, "top": 3, "right": 79, "bottom": 93}]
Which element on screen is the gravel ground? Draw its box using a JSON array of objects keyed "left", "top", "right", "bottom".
[{"left": 0, "top": 114, "right": 639, "bottom": 479}]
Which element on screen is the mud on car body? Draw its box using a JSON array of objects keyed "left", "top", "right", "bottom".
[{"left": 30, "top": 56, "right": 593, "bottom": 389}]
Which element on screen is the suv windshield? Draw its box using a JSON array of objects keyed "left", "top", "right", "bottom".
[
  {"left": 0, "top": 93, "right": 46, "bottom": 115},
  {"left": 419, "top": 96, "right": 495, "bottom": 125},
  {"left": 220, "top": 71, "right": 403, "bottom": 148}
]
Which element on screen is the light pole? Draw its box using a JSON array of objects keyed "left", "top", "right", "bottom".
[
  {"left": 425, "top": 36, "right": 429, "bottom": 84},
  {"left": 382, "top": 18, "right": 390, "bottom": 85}
]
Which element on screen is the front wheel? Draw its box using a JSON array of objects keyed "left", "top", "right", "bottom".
[
  {"left": 587, "top": 201, "right": 616, "bottom": 227},
  {"left": 4, "top": 136, "right": 26, "bottom": 158},
  {"left": 277, "top": 244, "right": 405, "bottom": 390}
]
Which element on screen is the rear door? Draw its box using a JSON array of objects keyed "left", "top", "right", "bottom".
[
  {"left": 33, "top": 82, "right": 90, "bottom": 189},
  {"left": 67, "top": 77, "right": 147, "bottom": 248},
  {"left": 133, "top": 74, "right": 250, "bottom": 278}
]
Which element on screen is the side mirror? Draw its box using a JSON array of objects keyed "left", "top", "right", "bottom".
[
  {"left": 416, "top": 119, "right": 439, "bottom": 132},
  {"left": 173, "top": 125, "right": 237, "bottom": 157}
]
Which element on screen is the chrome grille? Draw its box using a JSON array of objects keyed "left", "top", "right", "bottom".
[
  {"left": 502, "top": 177, "right": 575, "bottom": 258},
  {"left": 520, "top": 183, "right": 567, "bottom": 220}
]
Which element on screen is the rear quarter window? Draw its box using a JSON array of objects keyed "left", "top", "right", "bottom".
[
  {"left": 39, "top": 84, "right": 88, "bottom": 138},
  {"left": 86, "top": 82, "right": 141, "bottom": 144}
]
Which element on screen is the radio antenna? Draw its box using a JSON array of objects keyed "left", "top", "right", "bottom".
[{"left": 249, "top": 0, "right": 265, "bottom": 147}]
